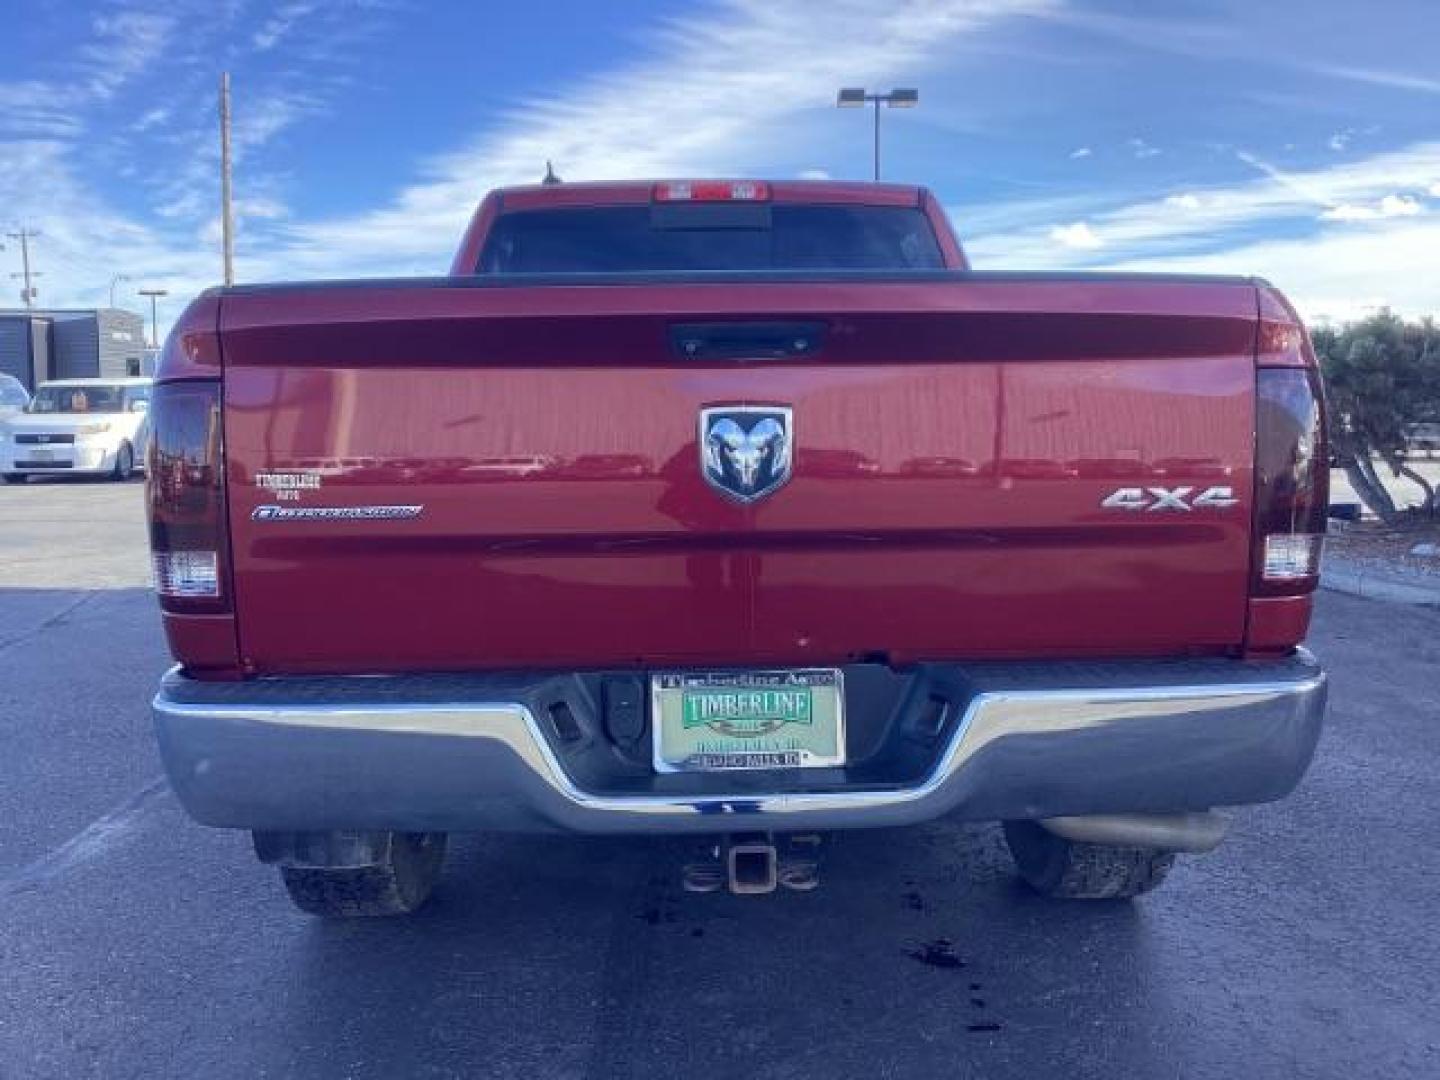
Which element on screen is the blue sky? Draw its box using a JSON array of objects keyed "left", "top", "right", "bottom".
[{"left": 1, "top": 0, "right": 1438, "bottom": 336}]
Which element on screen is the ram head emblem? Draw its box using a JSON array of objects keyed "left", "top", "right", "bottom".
[{"left": 700, "top": 406, "right": 793, "bottom": 503}]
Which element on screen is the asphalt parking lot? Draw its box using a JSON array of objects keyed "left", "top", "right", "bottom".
[{"left": 1, "top": 479, "right": 1437, "bottom": 1080}]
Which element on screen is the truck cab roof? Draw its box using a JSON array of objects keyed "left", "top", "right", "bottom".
[
  {"left": 492, "top": 179, "right": 928, "bottom": 210},
  {"left": 449, "top": 178, "right": 960, "bottom": 274}
]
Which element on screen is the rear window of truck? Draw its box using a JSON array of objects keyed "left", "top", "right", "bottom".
[{"left": 477, "top": 205, "right": 945, "bottom": 273}]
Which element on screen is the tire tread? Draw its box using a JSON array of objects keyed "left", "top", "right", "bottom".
[
  {"left": 279, "top": 832, "right": 446, "bottom": 917},
  {"left": 1004, "top": 820, "right": 1176, "bottom": 900}
]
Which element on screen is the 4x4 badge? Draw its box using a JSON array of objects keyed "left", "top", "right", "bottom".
[
  {"left": 700, "top": 406, "right": 793, "bottom": 503},
  {"left": 1101, "top": 486, "right": 1238, "bottom": 511}
]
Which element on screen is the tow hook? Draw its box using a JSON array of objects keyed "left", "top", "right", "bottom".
[{"left": 682, "top": 833, "right": 824, "bottom": 895}]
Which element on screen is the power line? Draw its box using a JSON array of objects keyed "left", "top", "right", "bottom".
[{"left": 6, "top": 228, "right": 43, "bottom": 308}]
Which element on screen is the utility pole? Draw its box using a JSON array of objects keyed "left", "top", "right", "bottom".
[
  {"left": 6, "top": 228, "right": 43, "bottom": 308},
  {"left": 138, "top": 288, "right": 168, "bottom": 348},
  {"left": 220, "top": 71, "right": 235, "bottom": 286}
]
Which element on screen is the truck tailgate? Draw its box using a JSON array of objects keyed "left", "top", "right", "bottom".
[{"left": 219, "top": 277, "right": 1258, "bottom": 674}]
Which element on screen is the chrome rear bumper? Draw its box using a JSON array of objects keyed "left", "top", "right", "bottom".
[{"left": 153, "top": 651, "right": 1326, "bottom": 834}]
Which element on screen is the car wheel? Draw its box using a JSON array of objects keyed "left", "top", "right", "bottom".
[
  {"left": 279, "top": 832, "right": 448, "bottom": 917},
  {"left": 111, "top": 441, "right": 134, "bottom": 481},
  {"left": 2, "top": 473, "right": 25, "bottom": 484},
  {"left": 1003, "top": 820, "right": 1176, "bottom": 900}
]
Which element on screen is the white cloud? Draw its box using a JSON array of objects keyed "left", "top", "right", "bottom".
[
  {"left": 235, "top": 89, "right": 326, "bottom": 152},
  {"left": 1328, "top": 129, "right": 1353, "bottom": 152},
  {"left": 278, "top": 0, "right": 1061, "bottom": 275},
  {"left": 0, "top": 82, "right": 86, "bottom": 137},
  {"left": 1430, "top": 182, "right": 1440, "bottom": 197},
  {"left": 129, "top": 6, "right": 391, "bottom": 248},
  {"left": 199, "top": 196, "right": 292, "bottom": 244},
  {"left": 254, "top": 2, "right": 320, "bottom": 51},
  {"left": 966, "top": 141, "right": 1440, "bottom": 271},
  {"left": 239, "top": 196, "right": 289, "bottom": 220},
  {"left": 0, "top": 9, "right": 174, "bottom": 138},
  {"left": 1310, "top": 64, "right": 1440, "bottom": 96},
  {"left": 131, "top": 107, "right": 172, "bottom": 133},
  {"left": 0, "top": 0, "right": 1058, "bottom": 330},
  {"left": 1108, "top": 218, "right": 1440, "bottom": 326},
  {"left": 0, "top": 140, "right": 220, "bottom": 321},
  {"left": 1320, "top": 194, "right": 1424, "bottom": 222},
  {"left": 1378, "top": 193, "right": 1422, "bottom": 217},
  {"left": 0, "top": 1, "right": 371, "bottom": 322},
  {"left": 1050, "top": 221, "right": 1102, "bottom": 249},
  {"left": 963, "top": 144, "right": 1440, "bottom": 322},
  {"left": 1317, "top": 204, "right": 1371, "bottom": 222},
  {"left": 81, "top": 12, "right": 177, "bottom": 100},
  {"left": 1128, "top": 137, "right": 1160, "bottom": 159},
  {"left": 798, "top": 168, "right": 832, "bottom": 180},
  {"left": 947, "top": 190, "right": 1127, "bottom": 236},
  {"left": 1043, "top": 15, "right": 1440, "bottom": 102},
  {"left": 1069, "top": 146, "right": 1092, "bottom": 159},
  {"left": 1164, "top": 193, "right": 1201, "bottom": 210}
]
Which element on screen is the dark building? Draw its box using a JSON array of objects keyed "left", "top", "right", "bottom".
[{"left": 0, "top": 308, "right": 146, "bottom": 391}]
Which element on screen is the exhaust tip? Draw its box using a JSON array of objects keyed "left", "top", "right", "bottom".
[{"left": 1040, "top": 811, "right": 1228, "bottom": 854}]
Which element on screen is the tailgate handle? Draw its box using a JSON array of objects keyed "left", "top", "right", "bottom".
[{"left": 670, "top": 321, "right": 826, "bottom": 361}]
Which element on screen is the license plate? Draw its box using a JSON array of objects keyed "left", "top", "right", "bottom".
[
  {"left": 29, "top": 448, "right": 55, "bottom": 462},
  {"left": 651, "top": 669, "right": 845, "bottom": 772}
]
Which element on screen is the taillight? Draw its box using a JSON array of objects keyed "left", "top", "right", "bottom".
[
  {"left": 1252, "top": 367, "right": 1328, "bottom": 595},
  {"left": 653, "top": 180, "right": 770, "bottom": 202},
  {"left": 147, "top": 380, "right": 229, "bottom": 614}
]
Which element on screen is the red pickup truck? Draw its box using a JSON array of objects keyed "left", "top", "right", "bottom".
[{"left": 147, "top": 179, "right": 1328, "bottom": 916}]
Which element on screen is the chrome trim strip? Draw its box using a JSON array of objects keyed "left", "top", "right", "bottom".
[{"left": 152, "top": 651, "right": 1326, "bottom": 833}]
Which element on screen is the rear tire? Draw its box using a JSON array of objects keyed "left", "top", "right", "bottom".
[
  {"left": 1003, "top": 820, "right": 1175, "bottom": 900},
  {"left": 1, "top": 473, "right": 24, "bottom": 484},
  {"left": 280, "top": 832, "right": 447, "bottom": 917},
  {"left": 111, "top": 442, "right": 134, "bottom": 481}
]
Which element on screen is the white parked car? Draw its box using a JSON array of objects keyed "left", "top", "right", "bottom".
[
  {"left": 1, "top": 377, "right": 153, "bottom": 484},
  {"left": 1406, "top": 422, "right": 1440, "bottom": 457},
  {"left": 0, "top": 373, "right": 29, "bottom": 419}
]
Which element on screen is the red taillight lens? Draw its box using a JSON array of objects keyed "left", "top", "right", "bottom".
[
  {"left": 147, "top": 380, "right": 229, "bottom": 613},
  {"left": 1253, "top": 367, "right": 1328, "bottom": 596}
]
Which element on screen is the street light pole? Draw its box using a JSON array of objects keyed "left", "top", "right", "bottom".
[
  {"left": 109, "top": 274, "right": 132, "bottom": 309},
  {"left": 138, "top": 288, "right": 168, "bottom": 348},
  {"left": 837, "top": 87, "right": 919, "bottom": 182},
  {"left": 873, "top": 98, "right": 881, "bottom": 183}
]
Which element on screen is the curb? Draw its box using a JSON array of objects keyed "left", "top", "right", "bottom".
[{"left": 1322, "top": 558, "right": 1440, "bottom": 606}]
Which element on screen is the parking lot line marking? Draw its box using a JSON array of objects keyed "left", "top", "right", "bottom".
[
  {"left": 1, "top": 776, "right": 168, "bottom": 896},
  {"left": 0, "top": 590, "right": 101, "bottom": 654}
]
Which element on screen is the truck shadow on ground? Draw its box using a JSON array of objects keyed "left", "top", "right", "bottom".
[{"left": 277, "top": 823, "right": 1167, "bottom": 1079}]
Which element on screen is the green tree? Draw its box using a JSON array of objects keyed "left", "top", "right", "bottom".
[{"left": 1312, "top": 309, "right": 1440, "bottom": 522}]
